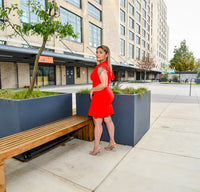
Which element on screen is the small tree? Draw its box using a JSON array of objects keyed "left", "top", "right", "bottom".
[
  {"left": 170, "top": 40, "right": 195, "bottom": 72},
  {"left": 136, "top": 56, "right": 156, "bottom": 80},
  {"left": 0, "top": 0, "right": 77, "bottom": 94}
]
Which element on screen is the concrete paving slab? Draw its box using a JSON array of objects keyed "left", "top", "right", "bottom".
[
  {"left": 151, "top": 116, "right": 200, "bottom": 133},
  {"left": 96, "top": 148, "right": 200, "bottom": 192},
  {"left": 5, "top": 159, "right": 90, "bottom": 192},
  {"left": 135, "top": 128, "right": 200, "bottom": 158},
  {"left": 161, "top": 103, "right": 200, "bottom": 120},
  {"left": 29, "top": 139, "right": 132, "bottom": 191}
]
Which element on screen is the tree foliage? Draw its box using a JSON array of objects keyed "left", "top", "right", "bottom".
[
  {"left": 169, "top": 40, "right": 195, "bottom": 72},
  {"left": 0, "top": 0, "right": 77, "bottom": 93}
]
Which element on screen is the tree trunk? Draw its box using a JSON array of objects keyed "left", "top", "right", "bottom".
[{"left": 28, "top": 39, "right": 47, "bottom": 94}]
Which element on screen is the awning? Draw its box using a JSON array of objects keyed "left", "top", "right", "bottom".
[
  {"left": 0, "top": 45, "right": 161, "bottom": 73},
  {"left": 0, "top": 44, "right": 96, "bottom": 66}
]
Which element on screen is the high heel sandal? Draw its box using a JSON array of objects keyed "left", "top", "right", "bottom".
[
  {"left": 89, "top": 147, "right": 101, "bottom": 156},
  {"left": 104, "top": 143, "right": 117, "bottom": 151}
]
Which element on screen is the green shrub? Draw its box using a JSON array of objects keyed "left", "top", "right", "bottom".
[
  {"left": 79, "top": 87, "right": 148, "bottom": 98},
  {"left": 162, "top": 73, "right": 169, "bottom": 79},
  {"left": 0, "top": 89, "right": 59, "bottom": 100},
  {"left": 78, "top": 89, "right": 90, "bottom": 94},
  {"left": 172, "top": 75, "right": 178, "bottom": 80}
]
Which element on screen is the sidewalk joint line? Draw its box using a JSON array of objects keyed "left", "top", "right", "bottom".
[
  {"left": 135, "top": 147, "right": 200, "bottom": 160},
  {"left": 32, "top": 164, "right": 92, "bottom": 192},
  {"left": 92, "top": 147, "right": 133, "bottom": 192}
]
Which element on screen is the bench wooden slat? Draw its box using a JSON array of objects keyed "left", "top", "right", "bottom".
[
  {"left": 0, "top": 116, "right": 87, "bottom": 143},
  {"left": 0, "top": 116, "right": 92, "bottom": 159},
  {"left": 0, "top": 115, "right": 94, "bottom": 192}
]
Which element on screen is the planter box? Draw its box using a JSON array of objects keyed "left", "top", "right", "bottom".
[
  {"left": 76, "top": 91, "right": 151, "bottom": 146},
  {"left": 0, "top": 93, "right": 72, "bottom": 138}
]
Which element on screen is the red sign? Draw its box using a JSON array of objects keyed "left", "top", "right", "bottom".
[{"left": 39, "top": 56, "right": 54, "bottom": 64}]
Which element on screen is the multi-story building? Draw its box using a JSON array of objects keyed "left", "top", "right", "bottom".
[
  {"left": 152, "top": 0, "right": 169, "bottom": 71},
  {"left": 0, "top": 0, "right": 167, "bottom": 89}
]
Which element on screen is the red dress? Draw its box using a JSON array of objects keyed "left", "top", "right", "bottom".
[{"left": 88, "top": 61, "right": 115, "bottom": 118}]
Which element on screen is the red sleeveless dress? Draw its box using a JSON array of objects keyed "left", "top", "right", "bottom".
[{"left": 88, "top": 61, "right": 115, "bottom": 118}]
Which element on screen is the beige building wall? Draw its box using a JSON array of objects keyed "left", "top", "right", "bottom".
[
  {"left": 56, "top": 65, "right": 66, "bottom": 86},
  {"left": 0, "top": 62, "right": 17, "bottom": 89},
  {"left": 152, "top": 0, "right": 169, "bottom": 70},
  {"left": 74, "top": 67, "right": 88, "bottom": 84},
  {"left": 0, "top": 0, "right": 166, "bottom": 89},
  {"left": 17, "top": 63, "right": 30, "bottom": 88}
]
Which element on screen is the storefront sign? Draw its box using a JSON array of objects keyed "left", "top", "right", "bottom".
[{"left": 39, "top": 56, "right": 54, "bottom": 64}]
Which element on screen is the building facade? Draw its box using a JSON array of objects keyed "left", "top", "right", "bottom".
[
  {"left": 152, "top": 0, "right": 169, "bottom": 70},
  {"left": 0, "top": 0, "right": 168, "bottom": 89}
]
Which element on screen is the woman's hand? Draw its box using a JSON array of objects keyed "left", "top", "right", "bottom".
[{"left": 90, "top": 88, "right": 94, "bottom": 99}]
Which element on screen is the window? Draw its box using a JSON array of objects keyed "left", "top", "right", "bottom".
[
  {"left": 143, "top": 0, "right": 146, "bottom": 8},
  {"left": 120, "top": 0, "right": 125, "bottom": 7},
  {"left": 89, "top": 23, "right": 102, "bottom": 47},
  {"left": 129, "top": 17, "right": 134, "bottom": 29},
  {"left": 76, "top": 67, "right": 80, "bottom": 78},
  {"left": 129, "top": 4, "right": 134, "bottom": 15},
  {"left": 142, "top": 19, "right": 146, "bottom": 27},
  {"left": 96, "top": 0, "right": 101, "bottom": 4},
  {"left": 147, "top": 43, "right": 150, "bottom": 50},
  {"left": 128, "top": 70, "right": 134, "bottom": 77},
  {"left": 21, "top": 0, "right": 45, "bottom": 23},
  {"left": 136, "top": 47, "right": 140, "bottom": 59},
  {"left": 120, "top": 39, "right": 125, "bottom": 56},
  {"left": 131, "top": 0, "right": 134, "bottom": 3},
  {"left": 142, "top": 50, "right": 145, "bottom": 58},
  {"left": 147, "top": 15, "right": 150, "bottom": 22},
  {"left": 147, "top": 23, "right": 150, "bottom": 32},
  {"left": 136, "top": 1, "right": 141, "bottom": 10},
  {"left": 142, "top": 9, "right": 146, "bottom": 17},
  {"left": 88, "top": 3, "right": 102, "bottom": 21},
  {"left": 147, "top": 33, "right": 150, "bottom": 41},
  {"left": 30, "top": 64, "right": 56, "bottom": 86},
  {"left": 136, "top": 12, "right": 141, "bottom": 22},
  {"left": 65, "top": 0, "right": 81, "bottom": 8},
  {"left": 60, "top": 8, "right": 82, "bottom": 43},
  {"left": 120, "top": 24, "right": 125, "bottom": 35},
  {"left": 120, "top": 9, "right": 125, "bottom": 22},
  {"left": 136, "top": 35, "right": 140, "bottom": 44},
  {"left": 136, "top": 23, "right": 140, "bottom": 34},
  {"left": 129, "top": 43, "right": 134, "bottom": 58},
  {"left": 142, "top": 29, "right": 146, "bottom": 37},
  {"left": 142, "top": 39, "right": 145, "bottom": 48},
  {"left": 147, "top": 5, "right": 150, "bottom": 13},
  {"left": 129, "top": 31, "right": 134, "bottom": 40}
]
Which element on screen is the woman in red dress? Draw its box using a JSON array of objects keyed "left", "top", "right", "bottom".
[{"left": 88, "top": 45, "right": 116, "bottom": 155}]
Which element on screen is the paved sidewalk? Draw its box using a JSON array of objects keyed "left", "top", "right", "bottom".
[{"left": 5, "top": 83, "right": 200, "bottom": 192}]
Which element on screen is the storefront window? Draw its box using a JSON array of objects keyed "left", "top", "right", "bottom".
[{"left": 30, "top": 64, "right": 56, "bottom": 86}]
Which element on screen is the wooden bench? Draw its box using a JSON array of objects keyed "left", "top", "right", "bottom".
[{"left": 0, "top": 115, "right": 94, "bottom": 192}]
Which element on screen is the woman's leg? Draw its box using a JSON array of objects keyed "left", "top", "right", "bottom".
[
  {"left": 104, "top": 116, "right": 116, "bottom": 147},
  {"left": 90, "top": 117, "right": 103, "bottom": 155}
]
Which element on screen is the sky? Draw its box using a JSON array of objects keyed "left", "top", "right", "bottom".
[{"left": 164, "top": 0, "right": 200, "bottom": 60}]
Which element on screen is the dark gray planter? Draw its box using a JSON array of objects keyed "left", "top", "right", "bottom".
[
  {"left": 0, "top": 93, "right": 72, "bottom": 138},
  {"left": 76, "top": 91, "right": 151, "bottom": 146}
]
